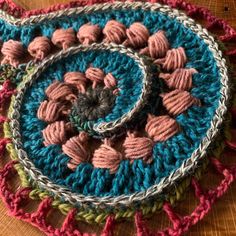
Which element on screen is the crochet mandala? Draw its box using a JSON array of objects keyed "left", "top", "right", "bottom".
[{"left": 0, "top": 0, "right": 235, "bottom": 235}]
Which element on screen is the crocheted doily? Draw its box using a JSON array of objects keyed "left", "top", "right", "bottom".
[{"left": 0, "top": 0, "right": 235, "bottom": 235}]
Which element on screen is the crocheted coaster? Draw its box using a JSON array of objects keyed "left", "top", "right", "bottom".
[{"left": 0, "top": 0, "right": 235, "bottom": 235}]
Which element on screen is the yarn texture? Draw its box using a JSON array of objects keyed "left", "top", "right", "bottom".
[{"left": 17, "top": 6, "right": 221, "bottom": 197}]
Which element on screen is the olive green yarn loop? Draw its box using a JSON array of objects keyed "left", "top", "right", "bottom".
[
  {"left": 3, "top": 100, "right": 230, "bottom": 224},
  {"left": 0, "top": 64, "right": 28, "bottom": 85}
]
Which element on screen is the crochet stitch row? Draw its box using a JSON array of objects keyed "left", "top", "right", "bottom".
[
  {"left": 0, "top": 59, "right": 233, "bottom": 224},
  {"left": 5, "top": 90, "right": 223, "bottom": 223},
  {"left": 2, "top": 64, "right": 222, "bottom": 223},
  {"left": 7, "top": 1, "right": 228, "bottom": 204}
]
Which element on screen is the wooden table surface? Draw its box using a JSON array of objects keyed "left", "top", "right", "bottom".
[{"left": 0, "top": 1, "right": 235, "bottom": 236}]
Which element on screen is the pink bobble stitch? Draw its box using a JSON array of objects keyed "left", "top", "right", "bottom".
[
  {"left": 155, "top": 47, "right": 187, "bottom": 71},
  {"left": 45, "top": 81, "right": 77, "bottom": 102},
  {"left": 28, "top": 36, "right": 51, "bottom": 60},
  {"left": 160, "top": 68, "right": 197, "bottom": 90},
  {"left": 51, "top": 28, "right": 76, "bottom": 50},
  {"left": 148, "top": 30, "right": 170, "bottom": 58},
  {"left": 103, "top": 20, "right": 126, "bottom": 44},
  {"left": 92, "top": 139, "right": 122, "bottom": 174},
  {"left": 139, "top": 47, "right": 150, "bottom": 56},
  {"left": 77, "top": 23, "right": 102, "bottom": 45},
  {"left": 37, "top": 100, "right": 68, "bottom": 123},
  {"left": 145, "top": 114, "right": 180, "bottom": 142},
  {"left": 123, "top": 22, "right": 149, "bottom": 48},
  {"left": 104, "top": 73, "right": 117, "bottom": 89},
  {"left": 85, "top": 67, "right": 105, "bottom": 88},
  {"left": 42, "top": 121, "right": 71, "bottom": 146},
  {"left": 123, "top": 131, "right": 153, "bottom": 163},
  {"left": 64, "top": 72, "right": 87, "bottom": 93},
  {"left": 140, "top": 31, "right": 169, "bottom": 58},
  {"left": 62, "top": 132, "right": 89, "bottom": 170},
  {"left": 161, "top": 89, "right": 201, "bottom": 116},
  {"left": 1, "top": 40, "right": 24, "bottom": 67}
]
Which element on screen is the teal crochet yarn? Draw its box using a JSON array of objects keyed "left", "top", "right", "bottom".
[{"left": 11, "top": 7, "right": 223, "bottom": 199}]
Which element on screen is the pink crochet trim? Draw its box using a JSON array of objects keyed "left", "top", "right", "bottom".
[
  {"left": 0, "top": 137, "right": 236, "bottom": 236},
  {"left": 135, "top": 155, "right": 236, "bottom": 236},
  {"left": 0, "top": 80, "right": 15, "bottom": 110},
  {"left": 0, "top": 161, "right": 115, "bottom": 236}
]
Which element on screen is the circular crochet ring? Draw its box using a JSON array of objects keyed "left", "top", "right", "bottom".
[
  {"left": 70, "top": 85, "right": 117, "bottom": 132},
  {"left": 7, "top": 1, "right": 230, "bottom": 209},
  {"left": 13, "top": 43, "right": 154, "bottom": 137}
]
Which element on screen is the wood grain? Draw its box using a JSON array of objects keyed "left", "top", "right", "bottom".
[{"left": 0, "top": 1, "right": 235, "bottom": 235}]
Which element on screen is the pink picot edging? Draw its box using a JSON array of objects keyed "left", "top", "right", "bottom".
[
  {"left": 0, "top": 73, "right": 235, "bottom": 234},
  {"left": 0, "top": 0, "right": 235, "bottom": 235},
  {"left": 0, "top": 141, "right": 236, "bottom": 236}
]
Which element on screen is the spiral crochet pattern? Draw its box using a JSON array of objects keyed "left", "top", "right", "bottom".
[{"left": 0, "top": 1, "right": 235, "bottom": 236}]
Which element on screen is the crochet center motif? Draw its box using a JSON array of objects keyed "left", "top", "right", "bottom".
[{"left": 2, "top": 1, "right": 229, "bottom": 207}]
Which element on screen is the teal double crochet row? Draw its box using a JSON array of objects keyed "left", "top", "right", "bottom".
[{"left": 9, "top": 9, "right": 221, "bottom": 197}]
